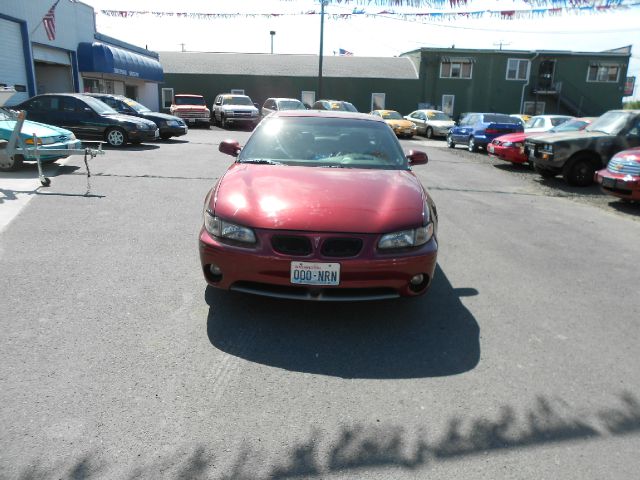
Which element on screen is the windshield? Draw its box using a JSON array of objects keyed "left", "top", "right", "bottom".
[
  {"left": 222, "top": 96, "right": 253, "bottom": 106},
  {"left": 239, "top": 116, "right": 408, "bottom": 170},
  {"left": 586, "top": 111, "right": 633, "bottom": 135},
  {"left": 84, "top": 96, "right": 118, "bottom": 114},
  {"left": 484, "top": 114, "right": 518, "bottom": 124},
  {"left": 427, "top": 111, "right": 451, "bottom": 121},
  {"left": 549, "top": 119, "right": 589, "bottom": 132},
  {"left": 122, "top": 98, "right": 151, "bottom": 113},
  {"left": 175, "top": 96, "right": 205, "bottom": 106},
  {"left": 278, "top": 100, "right": 306, "bottom": 110},
  {"left": 381, "top": 111, "right": 403, "bottom": 120}
]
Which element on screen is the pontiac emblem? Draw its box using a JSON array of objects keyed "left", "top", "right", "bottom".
[{"left": 314, "top": 237, "right": 321, "bottom": 248}]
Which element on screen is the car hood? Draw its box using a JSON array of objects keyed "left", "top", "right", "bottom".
[
  {"left": 0, "top": 119, "right": 73, "bottom": 139},
  {"left": 221, "top": 105, "right": 258, "bottom": 111},
  {"left": 385, "top": 119, "right": 414, "bottom": 128},
  {"left": 427, "top": 120, "right": 455, "bottom": 127},
  {"left": 139, "top": 112, "right": 184, "bottom": 122},
  {"left": 528, "top": 130, "right": 610, "bottom": 144},
  {"left": 494, "top": 132, "right": 529, "bottom": 142},
  {"left": 212, "top": 164, "right": 425, "bottom": 233}
]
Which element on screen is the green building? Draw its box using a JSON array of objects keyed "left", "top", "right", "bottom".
[
  {"left": 158, "top": 52, "right": 420, "bottom": 114},
  {"left": 401, "top": 46, "right": 632, "bottom": 119}
]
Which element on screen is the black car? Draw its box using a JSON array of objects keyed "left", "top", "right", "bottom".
[
  {"left": 85, "top": 93, "right": 187, "bottom": 140},
  {"left": 15, "top": 93, "right": 159, "bottom": 147}
]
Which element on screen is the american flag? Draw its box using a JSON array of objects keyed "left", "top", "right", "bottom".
[
  {"left": 339, "top": 48, "right": 353, "bottom": 56},
  {"left": 43, "top": 0, "right": 60, "bottom": 41}
]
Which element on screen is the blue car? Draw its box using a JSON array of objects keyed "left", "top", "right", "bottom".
[
  {"left": 0, "top": 106, "right": 81, "bottom": 171},
  {"left": 447, "top": 112, "right": 524, "bottom": 152}
]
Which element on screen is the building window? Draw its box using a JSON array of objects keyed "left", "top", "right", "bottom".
[
  {"left": 440, "top": 60, "right": 472, "bottom": 79},
  {"left": 523, "top": 101, "right": 545, "bottom": 115},
  {"left": 161, "top": 88, "right": 174, "bottom": 109},
  {"left": 506, "top": 59, "right": 529, "bottom": 81},
  {"left": 587, "top": 64, "right": 620, "bottom": 83}
]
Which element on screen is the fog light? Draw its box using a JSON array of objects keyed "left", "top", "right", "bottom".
[
  {"left": 410, "top": 274, "right": 424, "bottom": 285},
  {"left": 207, "top": 264, "right": 223, "bottom": 283}
]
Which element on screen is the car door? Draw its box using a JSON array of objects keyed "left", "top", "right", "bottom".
[
  {"left": 453, "top": 114, "right": 473, "bottom": 142},
  {"left": 409, "top": 111, "right": 426, "bottom": 134},
  {"left": 19, "top": 96, "right": 53, "bottom": 125}
]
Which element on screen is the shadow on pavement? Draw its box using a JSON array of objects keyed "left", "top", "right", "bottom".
[
  {"left": 205, "top": 265, "right": 480, "bottom": 379},
  {"left": 608, "top": 198, "right": 640, "bottom": 216},
  {"left": 534, "top": 176, "right": 604, "bottom": 197},
  {"left": 11, "top": 392, "right": 640, "bottom": 479},
  {"left": 102, "top": 143, "right": 160, "bottom": 151}
]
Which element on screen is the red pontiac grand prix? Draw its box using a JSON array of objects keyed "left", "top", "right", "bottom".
[{"left": 199, "top": 110, "right": 438, "bottom": 301}]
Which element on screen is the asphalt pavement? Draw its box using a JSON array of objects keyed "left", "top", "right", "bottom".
[{"left": 1, "top": 127, "right": 639, "bottom": 479}]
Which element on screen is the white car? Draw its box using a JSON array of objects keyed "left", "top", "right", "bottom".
[
  {"left": 261, "top": 98, "right": 306, "bottom": 118},
  {"left": 404, "top": 109, "right": 455, "bottom": 139},
  {"left": 212, "top": 94, "right": 260, "bottom": 129},
  {"left": 525, "top": 115, "right": 573, "bottom": 133}
]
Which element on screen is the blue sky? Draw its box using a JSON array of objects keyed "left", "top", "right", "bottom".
[{"left": 80, "top": 0, "right": 640, "bottom": 99}]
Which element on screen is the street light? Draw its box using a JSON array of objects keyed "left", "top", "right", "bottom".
[{"left": 270, "top": 30, "right": 276, "bottom": 54}]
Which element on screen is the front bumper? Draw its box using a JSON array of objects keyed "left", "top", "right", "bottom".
[
  {"left": 159, "top": 125, "right": 188, "bottom": 137},
  {"left": 595, "top": 170, "right": 640, "bottom": 201},
  {"left": 223, "top": 116, "right": 259, "bottom": 124},
  {"left": 199, "top": 228, "right": 438, "bottom": 300},
  {"left": 393, "top": 126, "right": 417, "bottom": 137},
  {"left": 487, "top": 143, "right": 527, "bottom": 164}
]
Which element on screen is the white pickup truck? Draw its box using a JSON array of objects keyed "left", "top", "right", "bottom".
[{"left": 212, "top": 94, "right": 260, "bottom": 129}]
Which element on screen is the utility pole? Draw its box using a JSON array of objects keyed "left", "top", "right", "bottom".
[
  {"left": 270, "top": 31, "right": 276, "bottom": 54},
  {"left": 318, "top": 0, "right": 327, "bottom": 100},
  {"left": 493, "top": 40, "right": 511, "bottom": 51},
  {"left": 179, "top": 43, "right": 186, "bottom": 52}
]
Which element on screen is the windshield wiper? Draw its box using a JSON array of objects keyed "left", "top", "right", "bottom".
[{"left": 240, "top": 159, "right": 283, "bottom": 165}]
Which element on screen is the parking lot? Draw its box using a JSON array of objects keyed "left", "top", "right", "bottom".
[{"left": 1, "top": 126, "right": 639, "bottom": 479}]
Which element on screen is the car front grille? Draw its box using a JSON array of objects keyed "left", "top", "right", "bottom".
[
  {"left": 271, "top": 235, "right": 312, "bottom": 256},
  {"left": 607, "top": 157, "right": 640, "bottom": 176},
  {"left": 321, "top": 238, "right": 363, "bottom": 257},
  {"left": 228, "top": 110, "right": 253, "bottom": 117},
  {"left": 176, "top": 110, "right": 206, "bottom": 118}
]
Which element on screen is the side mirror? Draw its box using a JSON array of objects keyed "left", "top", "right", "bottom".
[
  {"left": 407, "top": 150, "right": 428, "bottom": 166},
  {"left": 254, "top": 102, "right": 259, "bottom": 109},
  {"left": 219, "top": 139, "right": 241, "bottom": 157}
]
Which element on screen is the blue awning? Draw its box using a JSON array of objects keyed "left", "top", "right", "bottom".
[{"left": 77, "top": 42, "right": 163, "bottom": 82}]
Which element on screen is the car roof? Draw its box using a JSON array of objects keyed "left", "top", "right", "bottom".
[
  {"left": 269, "top": 98, "right": 302, "bottom": 102},
  {"left": 372, "top": 109, "right": 400, "bottom": 114},
  {"left": 175, "top": 94, "right": 204, "bottom": 97},
  {"left": 271, "top": 110, "right": 385, "bottom": 123}
]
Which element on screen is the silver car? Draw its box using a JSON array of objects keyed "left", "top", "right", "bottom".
[
  {"left": 405, "top": 109, "right": 455, "bottom": 139},
  {"left": 261, "top": 98, "right": 307, "bottom": 118}
]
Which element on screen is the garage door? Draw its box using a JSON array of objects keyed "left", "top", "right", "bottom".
[{"left": 0, "top": 17, "right": 29, "bottom": 105}]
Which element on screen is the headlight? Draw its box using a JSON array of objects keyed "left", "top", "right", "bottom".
[
  {"left": 251, "top": 111, "right": 258, "bottom": 117},
  {"left": 135, "top": 123, "right": 148, "bottom": 129},
  {"left": 378, "top": 223, "right": 434, "bottom": 250},
  {"left": 68, "top": 133, "right": 76, "bottom": 140},
  {"left": 25, "top": 137, "right": 42, "bottom": 145},
  {"left": 502, "top": 142, "right": 514, "bottom": 147},
  {"left": 204, "top": 211, "right": 256, "bottom": 244},
  {"left": 167, "top": 120, "right": 180, "bottom": 127},
  {"left": 542, "top": 144, "right": 553, "bottom": 153}
]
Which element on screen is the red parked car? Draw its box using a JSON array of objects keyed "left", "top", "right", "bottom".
[
  {"left": 488, "top": 117, "right": 594, "bottom": 165},
  {"left": 595, "top": 147, "right": 640, "bottom": 202},
  {"left": 199, "top": 110, "right": 438, "bottom": 300}
]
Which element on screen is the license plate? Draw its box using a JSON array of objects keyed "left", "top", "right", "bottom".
[
  {"left": 187, "top": 119, "right": 195, "bottom": 124},
  {"left": 290, "top": 262, "right": 340, "bottom": 286},
  {"left": 488, "top": 144, "right": 494, "bottom": 153},
  {"left": 602, "top": 177, "right": 616, "bottom": 187}
]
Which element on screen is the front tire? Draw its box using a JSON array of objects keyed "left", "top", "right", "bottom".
[
  {"left": 220, "top": 115, "right": 227, "bottom": 129},
  {"left": 425, "top": 127, "right": 434, "bottom": 139},
  {"left": 468, "top": 137, "right": 478, "bottom": 152},
  {"left": 0, "top": 150, "right": 24, "bottom": 172},
  {"left": 446, "top": 134, "right": 455, "bottom": 148},
  {"left": 563, "top": 155, "right": 596, "bottom": 187},
  {"left": 105, "top": 127, "right": 127, "bottom": 147}
]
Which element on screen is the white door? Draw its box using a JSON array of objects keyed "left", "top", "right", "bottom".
[
  {"left": 0, "top": 17, "right": 30, "bottom": 105},
  {"left": 442, "top": 95, "right": 455, "bottom": 117}
]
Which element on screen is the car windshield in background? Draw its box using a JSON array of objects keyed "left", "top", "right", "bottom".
[
  {"left": 239, "top": 117, "right": 407, "bottom": 170},
  {"left": 484, "top": 114, "right": 517, "bottom": 123},
  {"left": 223, "top": 96, "right": 253, "bottom": 106},
  {"left": 175, "top": 96, "right": 205, "bottom": 106},
  {"left": 586, "top": 111, "right": 633, "bottom": 135},
  {"left": 83, "top": 96, "right": 117, "bottom": 114},
  {"left": 551, "top": 117, "right": 570, "bottom": 126},
  {"left": 381, "top": 111, "right": 403, "bottom": 120},
  {"left": 278, "top": 100, "right": 306, "bottom": 110},
  {"left": 124, "top": 99, "right": 151, "bottom": 113},
  {"left": 427, "top": 112, "right": 451, "bottom": 121},
  {"left": 550, "top": 119, "right": 588, "bottom": 132},
  {"left": 0, "top": 108, "right": 11, "bottom": 120}
]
